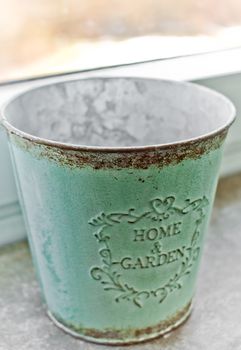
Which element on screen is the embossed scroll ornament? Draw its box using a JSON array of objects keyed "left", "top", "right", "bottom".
[{"left": 89, "top": 195, "right": 209, "bottom": 308}]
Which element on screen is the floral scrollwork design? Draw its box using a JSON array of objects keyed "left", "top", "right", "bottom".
[{"left": 89, "top": 195, "right": 209, "bottom": 308}]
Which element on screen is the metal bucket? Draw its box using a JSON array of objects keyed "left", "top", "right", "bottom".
[{"left": 1, "top": 77, "right": 235, "bottom": 344}]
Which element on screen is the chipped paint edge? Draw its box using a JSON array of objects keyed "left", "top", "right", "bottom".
[
  {"left": 47, "top": 301, "right": 192, "bottom": 345},
  {"left": 8, "top": 128, "right": 228, "bottom": 169}
]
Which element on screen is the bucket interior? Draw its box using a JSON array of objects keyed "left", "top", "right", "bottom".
[{"left": 4, "top": 77, "right": 234, "bottom": 147}]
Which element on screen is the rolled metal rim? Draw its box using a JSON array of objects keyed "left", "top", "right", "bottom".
[{"left": 0, "top": 76, "right": 236, "bottom": 153}]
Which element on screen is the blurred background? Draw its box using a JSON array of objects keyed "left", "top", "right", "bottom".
[{"left": 1, "top": 0, "right": 241, "bottom": 82}]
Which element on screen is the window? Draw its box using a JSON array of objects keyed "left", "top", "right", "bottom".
[{"left": 1, "top": 0, "right": 241, "bottom": 82}]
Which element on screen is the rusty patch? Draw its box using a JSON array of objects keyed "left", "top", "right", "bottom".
[
  {"left": 9, "top": 128, "right": 227, "bottom": 170},
  {"left": 49, "top": 301, "right": 191, "bottom": 345}
]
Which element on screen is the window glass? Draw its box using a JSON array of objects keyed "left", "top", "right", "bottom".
[{"left": 1, "top": 0, "right": 241, "bottom": 82}]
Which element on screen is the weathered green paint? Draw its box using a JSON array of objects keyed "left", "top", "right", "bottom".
[
  {"left": 1, "top": 77, "right": 235, "bottom": 344},
  {"left": 8, "top": 138, "right": 224, "bottom": 343},
  {"left": 8, "top": 128, "right": 227, "bottom": 169}
]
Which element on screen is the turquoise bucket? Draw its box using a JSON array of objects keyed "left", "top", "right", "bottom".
[{"left": 1, "top": 77, "right": 235, "bottom": 344}]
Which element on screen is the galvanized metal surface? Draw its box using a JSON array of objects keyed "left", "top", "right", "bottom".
[{"left": 1, "top": 172, "right": 241, "bottom": 349}]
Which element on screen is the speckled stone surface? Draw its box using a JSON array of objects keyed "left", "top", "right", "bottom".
[{"left": 1, "top": 173, "right": 241, "bottom": 350}]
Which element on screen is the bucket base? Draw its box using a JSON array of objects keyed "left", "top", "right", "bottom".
[{"left": 47, "top": 301, "right": 192, "bottom": 345}]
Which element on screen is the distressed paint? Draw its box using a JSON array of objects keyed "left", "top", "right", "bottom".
[
  {"left": 8, "top": 127, "right": 227, "bottom": 169},
  {"left": 1, "top": 77, "right": 235, "bottom": 344},
  {"left": 7, "top": 139, "right": 224, "bottom": 344}
]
